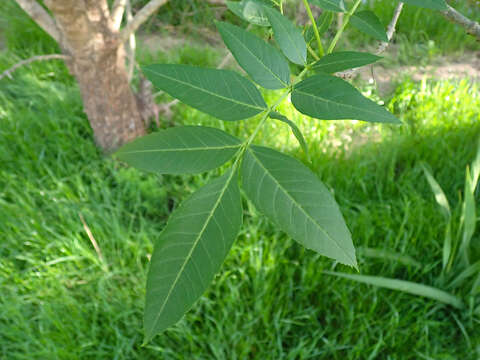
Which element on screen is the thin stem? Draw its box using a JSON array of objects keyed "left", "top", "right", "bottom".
[
  {"left": 307, "top": 44, "right": 320, "bottom": 61},
  {"left": 296, "top": 64, "right": 311, "bottom": 81},
  {"left": 279, "top": 0, "right": 284, "bottom": 14},
  {"left": 242, "top": 90, "right": 291, "bottom": 152},
  {"left": 327, "top": 0, "right": 362, "bottom": 54},
  {"left": 236, "top": 64, "right": 312, "bottom": 161},
  {"left": 0, "top": 54, "right": 70, "bottom": 81},
  {"left": 302, "top": 0, "right": 325, "bottom": 57}
]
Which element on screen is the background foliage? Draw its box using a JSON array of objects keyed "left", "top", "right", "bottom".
[{"left": 1, "top": 0, "right": 480, "bottom": 358}]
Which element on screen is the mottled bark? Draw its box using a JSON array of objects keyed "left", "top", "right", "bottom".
[{"left": 41, "top": 0, "right": 146, "bottom": 151}]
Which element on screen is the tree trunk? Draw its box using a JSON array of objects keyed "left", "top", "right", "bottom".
[
  {"left": 44, "top": 0, "right": 146, "bottom": 152},
  {"left": 70, "top": 44, "right": 146, "bottom": 151}
]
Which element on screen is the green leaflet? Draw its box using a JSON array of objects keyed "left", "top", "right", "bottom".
[
  {"left": 400, "top": 0, "right": 447, "bottom": 10},
  {"left": 304, "top": 11, "right": 334, "bottom": 44},
  {"left": 325, "top": 272, "right": 464, "bottom": 309},
  {"left": 269, "top": 111, "right": 309, "bottom": 159},
  {"left": 115, "top": 126, "right": 242, "bottom": 175},
  {"left": 143, "top": 64, "right": 267, "bottom": 121},
  {"left": 226, "top": 0, "right": 274, "bottom": 26},
  {"left": 350, "top": 11, "right": 388, "bottom": 42},
  {"left": 144, "top": 170, "right": 242, "bottom": 342},
  {"left": 216, "top": 21, "right": 290, "bottom": 90},
  {"left": 309, "top": 0, "right": 345, "bottom": 12},
  {"left": 313, "top": 51, "right": 382, "bottom": 74},
  {"left": 242, "top": 146, "right": 357, "bottom": 267},
  {"left": 292, "top": 74, "right": 400, "bottom": 124},
  {"left": 263, "top": 6, "right": 307, "bottom": 65}
]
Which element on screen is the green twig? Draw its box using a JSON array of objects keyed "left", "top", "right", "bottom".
[
  {"left": 327, "top": 0, "right": 362, "bottom": 54},
  {"left": 302, "top": 0, "right": 325, "bottom": 57},
  {"left": 307, "top": 44, "right": 320, "bottom": 60},
  {"left": 236, "top": 65, "right": 312, "bottom": 161}
]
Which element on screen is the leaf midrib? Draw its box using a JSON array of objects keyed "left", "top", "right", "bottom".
[
  {"left": 120, "top": 144, "right": 241, "bottom": 155},
  {"left": 144, "top": 68, "right": 266, "bottom": 111},
  {"left": 249, "top": 149, "right": 355, "bottom": 265},
  {"left": 149, "top": 170, "right": 236, "bottom": 335}
]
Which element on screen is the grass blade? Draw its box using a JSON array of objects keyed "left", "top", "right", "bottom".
[
  {"left": 460, "top": 167, "right": 476, "bottom": 263},
  {"left": 443, "top": 222, "right": 453, "bottom": 272},
  {"left": 358, "top": 247, "right": 421, "bottom": 268},
  {"left": 325, "top": 272, "right": 464, "bottom": 309},
  {"left": 421, "top": 163, "right": 451, "bottom": 219},
  {"left": 470, "top": 138, "right": 480, "bottom": 190},
  {"left": 447, "top": 260, "right": 480, "bottom": 290}
]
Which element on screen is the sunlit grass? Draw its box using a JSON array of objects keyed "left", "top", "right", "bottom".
[{"left": 1, "top": 35, "right": 480, "bottom": 359}]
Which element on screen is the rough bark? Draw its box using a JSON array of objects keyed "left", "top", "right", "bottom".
[{"left": 44, "top": 0, "right": 146, "bottom": 151}]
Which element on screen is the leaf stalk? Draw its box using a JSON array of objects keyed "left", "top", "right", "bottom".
[
  {"left": 235, "top": 65, "right": 312, "bottom": 164},
  {"left": 301, "top": 0, "right": 325, "bottom": 57},
  {"left": 327, "top": 0, "right": 363, "bottom": 54}
]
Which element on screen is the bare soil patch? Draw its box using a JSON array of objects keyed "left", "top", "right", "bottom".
[{"left": 360, "top": 52, "right": 480, "bottom": 94}]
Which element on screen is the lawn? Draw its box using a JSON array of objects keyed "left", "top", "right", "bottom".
[{"left": 1, "top": 1, "right": 480, "bottom": 359}]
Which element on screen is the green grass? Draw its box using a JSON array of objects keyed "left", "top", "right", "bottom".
[
  {"left": 1, "top": 3, "right": 480, "bottom": 358},
  {"left": 1, "top": 43, "right": 480, "bottom": 358}
]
